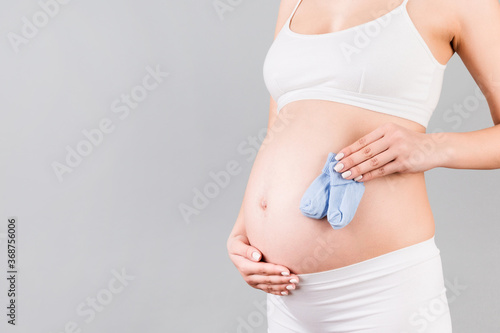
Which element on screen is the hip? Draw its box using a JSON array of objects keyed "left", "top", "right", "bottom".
[{"left": 266, "top": 236, "right": 453, "bottom": 333}]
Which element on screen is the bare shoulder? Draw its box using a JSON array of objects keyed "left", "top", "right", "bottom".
[
  {"left": 449, "top": 0, "right": 500, "bottom": 20},
  {"left": 443, "top": 0, "right": 500, "bottom": 52}
]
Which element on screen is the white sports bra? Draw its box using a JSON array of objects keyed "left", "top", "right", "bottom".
[{"left": 262, "top": 0, "right": 447, "bottom": 128}]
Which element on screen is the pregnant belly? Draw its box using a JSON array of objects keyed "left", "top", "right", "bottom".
[{"left": 243, "top": 100, "right": 435, "bottom": 274}]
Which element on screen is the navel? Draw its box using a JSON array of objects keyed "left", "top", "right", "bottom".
[{"left": 260, "top": 198, "right": 268, "bottom": 210}]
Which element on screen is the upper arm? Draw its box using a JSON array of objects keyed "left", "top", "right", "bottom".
[
  {"left": 453, "top": 0, "right": 500, "bottom": 125},
  {"left": 267, "top": 0, "right": 298, "bottom": 131}
]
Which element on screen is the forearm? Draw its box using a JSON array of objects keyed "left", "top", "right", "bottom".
[{"left": 431, "top": 124, "right": 500, "bottom": 170}]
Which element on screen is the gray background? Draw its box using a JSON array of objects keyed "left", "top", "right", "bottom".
[{"left": 0, "top": 0, "right": 498, "bottom": 332}]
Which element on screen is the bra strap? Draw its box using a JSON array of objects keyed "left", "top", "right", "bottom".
[{"left": 288, "top": 0, "right": 304, "bottom": 22}]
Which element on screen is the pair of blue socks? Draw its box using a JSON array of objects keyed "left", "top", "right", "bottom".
[{"left": 299, "top": 152, "right": 365, "bottom": 229}]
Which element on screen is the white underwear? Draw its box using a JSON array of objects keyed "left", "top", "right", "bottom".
[{"left": 267, "top": 236, "right": 452, "bottom": 332}]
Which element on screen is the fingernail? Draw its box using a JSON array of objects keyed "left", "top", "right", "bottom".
[
  {"left": 354, "top": 175, "right": 363, "bottom": 181},
  {"left": 335, "top": 152, "right": 344, "bottom": 161},
  {"left": 252, "top": 252, "right": 260, "bottom": 260},
  {"left": 281, "top": 291, "right": 288, "bottom": 295},
  {"left": 341, "top": 170, "right": 351, "bottom": 178},
  {"left": 286, "top": 285, "right": 295, "bottom": 290},
  {"left": 334, "top": 163, "right": 344, "bottom": 172},
  {"left": 289, "top": 279, "right": 298, "bottom": 283},
  {"left": 281, "top": 271, "right": 290, "bottom": 276}
]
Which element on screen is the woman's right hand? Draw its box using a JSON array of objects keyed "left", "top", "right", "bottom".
[{"left": 227, "top": 234, "right": 299, "bottom": 296}]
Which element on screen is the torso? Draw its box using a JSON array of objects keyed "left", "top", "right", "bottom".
[{"left": 243, "top": 0, "right": 456, "bottom": 274}]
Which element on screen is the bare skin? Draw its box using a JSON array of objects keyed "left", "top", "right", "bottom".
[{"left": 227, "top": 0, "right": 500, "bottom": 297}]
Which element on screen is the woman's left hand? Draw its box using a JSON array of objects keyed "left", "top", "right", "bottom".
[{"left": 333, "top": 122, "right": 445, "bottom": 182}]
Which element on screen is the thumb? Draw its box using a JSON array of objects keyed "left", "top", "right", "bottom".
[
  {"left": 247, "top": 246, "right": 262, "bottom": 262},
  {"left": 229, "top": 235, "right": 263, "bottom": 262}
]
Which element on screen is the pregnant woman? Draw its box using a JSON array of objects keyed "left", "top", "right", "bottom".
[{"left": 227, "top": 0, "right": 500, "bottom": 331}]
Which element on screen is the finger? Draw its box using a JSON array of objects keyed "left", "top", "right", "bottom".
[
  {"left": 333, "top": 137, "right": 390, "bottom": 175},
  {"left": 255, "top": 282, "right": 296, "bottom": 295},
  {"left": 247, "top": 260, "right": 294, "bottom": 277},
  {"left": 233, "top": 256, "right": 293, "bottom": 277},
  {"left": 247, "top": 246, "right": 262, "bottom": 262},
  {"left": 228, "top": 236, "right": 263, "bottom": 262},
  {"left": 336, "top": 124, "right": 387, "bottom": 160},
  {"left": 342, "top": 146, "right": 396, "bottom": 180},
  {"left": 357, "top": 157, "right": 401, "bottom": 182},
  {"left": 246, "top": 273, "right": 300, "bottom": 286}
]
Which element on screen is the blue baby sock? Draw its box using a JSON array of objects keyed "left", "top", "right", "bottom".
[
  {"left": 299, "top": 152, "right": 337, "bottom": 219},
  {"left": 327, "top": 160, "right": 365, "bottom": 229}
]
